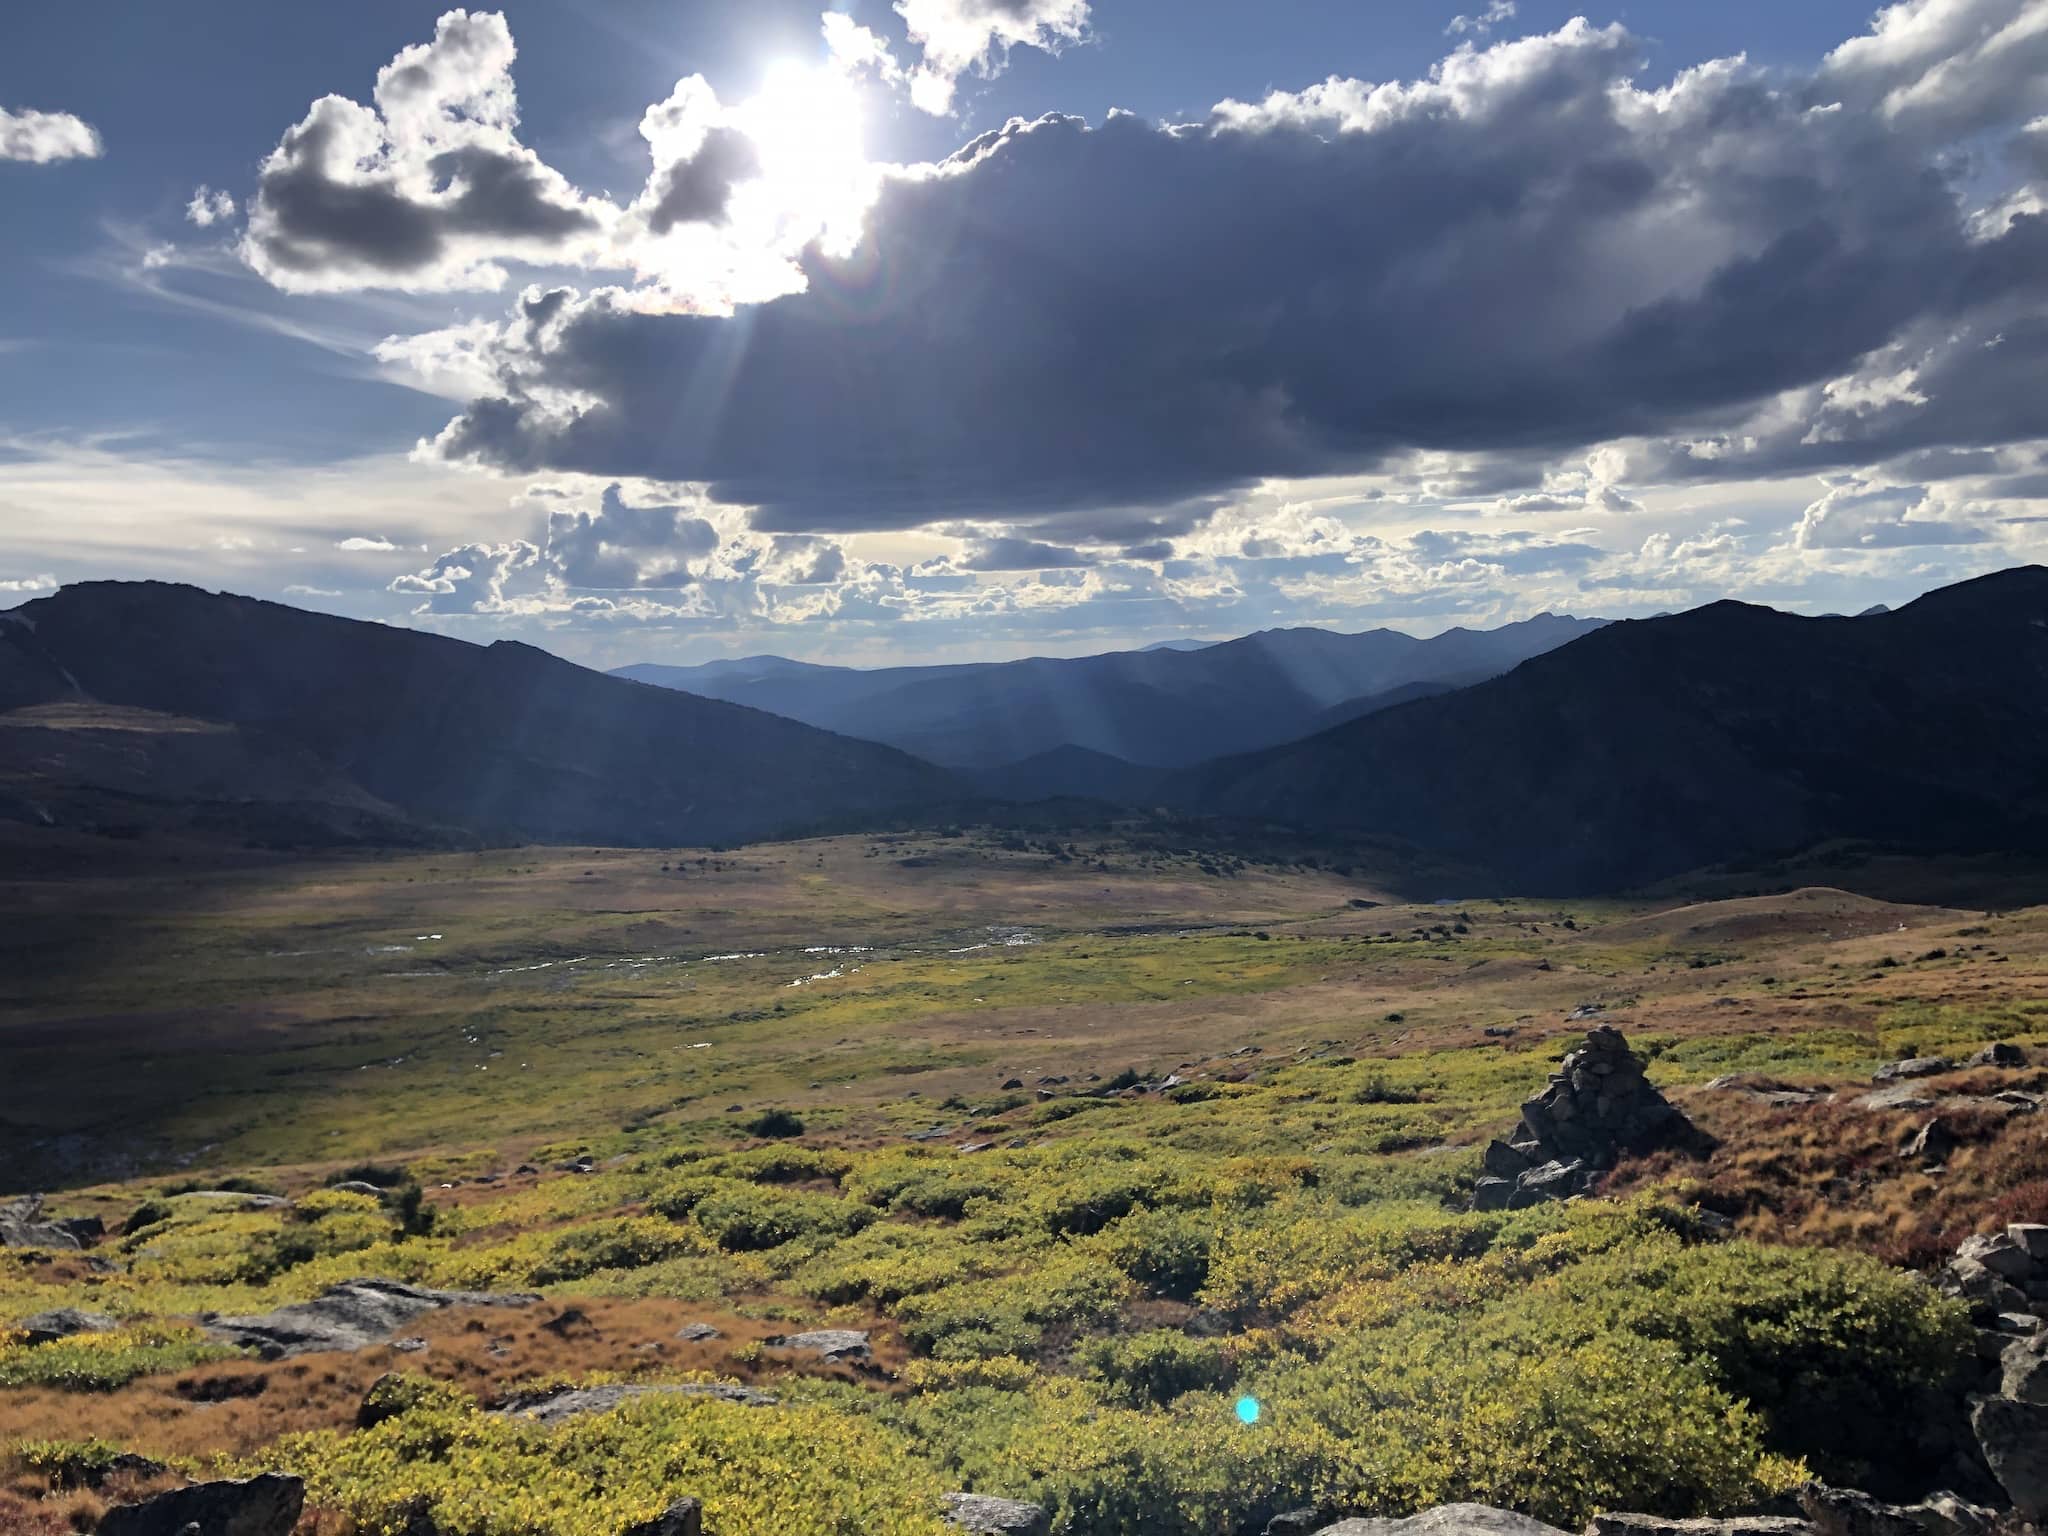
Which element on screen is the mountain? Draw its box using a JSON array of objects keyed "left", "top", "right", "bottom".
[
  {"left": 1173, "top": 567, "right": 2048, "bottom": 893},
  {"left": 0, "top": 583, "right": 956, "bottom": 848},
  {"left": 969, "top": 745, "right": 1166, "bottom": 805},
  {"left": 615, "top": 613, "right": 1606, "bottom": 769}
]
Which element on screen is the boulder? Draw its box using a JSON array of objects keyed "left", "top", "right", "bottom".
[
  {"left": 18, "top": 1306, "right": 117, "bottom": 1344},
  {"left": 763, "top": 1328, "right": 870, "bottom": 1361},
  {"left": 2008, "top": 1225, "right": 2048, "bottom": 1262},
  {"left": 1473, "top": 1177, "right": 1515, "bottom": 1212},
  {"left": 676, "top": 1322, "right": 722, "bottom": 1342},
  {"left": 2003, "top": 1333, "right": 2048, "bottom": 1404},
  {"left": 942, "top": 1492, "right": 1051, "bottom": 1534},
  {"left": 95, "top": 1472, "right": 304, "bottom": 1536},
  {"left": 328, "top": 1180, "right": 387, "bottom": 1198},
  {"left": 1796, "top": 1483, "right": 1995, "bottom": 1536},
  {"left": 1266, "top": 1512, "right": 1327, "bottom": 1536},
  {"left": 1311, "top": 1505, "right": 1572, "bottom": 1536},
  {"left": 1874, "top": 1059, "right": 1955, "bottom": 1083},
  {"left": 0, "top": 1194, "right": 85, "bottom": 1251},
  {"left": 623, "top": 1497, "right": 703, "bottom": 1536},
  {"left": 1956, "top": 1233, "right": 2034, "bottom": 1281},
  {"left": 1903, "top": 1119, "right": 1959, "bottom": 1166},
  {"left": 1970, "top": 1394, "right": 2048, "bottom": 1517},
  {"left": 494, "top": 1382, "right": 774, "bottom": 1424},
  {"left": 1968, "top": 1044, "right": 2027, "bottom": 1069},
  {"left": 1588, "top": 1517, "right": 1811, "bottom": 1536},
  {"left": 203, "top": 1278, "right": 540, "bottom": 1359},
  {"left": 1857, "top": 1088, "right": 1938, "bottom": 1113},
  {"left": 1482, "top": 1140, "right": 1535, "bottom": 1180}
]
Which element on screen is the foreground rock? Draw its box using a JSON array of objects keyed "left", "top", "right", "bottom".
[
  {"left": 95, "top": 1472, "right": 303, "bottom": 1536},
  {"left": 494, "top": 1382, "right": 775, "bottom": 1423},
  {"left": 764, "top": 1328, "right": 870, "bottom": 1361},
  {"left": 1970, "top": 1395, "right": 2048, "bottom": 1519},
  {"left": 1475, "top": 1028, "right": 1710, "bottom": 1210},
  {"left": 1588, "top": 1517, "right": 1809, "bottom": 1536},
  {"left": 1795, "top": 1483, "right": 1997, "bottom": 1536},
  {"left": 623, "top": 1497, "right": 703, "bottom": 1536},
  {"left": 1312, "top": 1504, "right": 1572, "bottom": 1536},
  {"left": 0, "top": 1193, "right": 99, "bottom": 1250},
  {"left": 19, "top": 1305, "right": 117, "bottom": 1344},
  {"left": 942, "top": 1492, "right": 1051, "bottom": 1534},
  {"left": 202, "top": 1277, "right": 540, "bottom": 1359}
]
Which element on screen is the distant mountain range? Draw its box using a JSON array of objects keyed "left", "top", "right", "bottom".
[
  {"left": 614, "top": 612, "right": 1607, "bottom": 773},
  {"left": 8, "top": 572, "right": 2046, "bottom": 894},
  {"left": 0, "top": 582, "right": 952, "bottom": 849},
  {"left": 1171, "top": 567, "right": 2048, "bottom": 892}
]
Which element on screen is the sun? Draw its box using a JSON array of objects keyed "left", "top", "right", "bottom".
[{"left": 731, "top": 58, "right": 875, "bottom": 254}]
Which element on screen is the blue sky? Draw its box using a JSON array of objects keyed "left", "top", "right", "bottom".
[{"left": 3, "top": 0, "right": 2046, "bottom": 666}]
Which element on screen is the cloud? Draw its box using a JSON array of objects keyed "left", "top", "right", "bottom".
[
  {"left": 400, "top": 7, "right": 2047, "bottom": 541},
  {"left": 185, "top": 186, "right": 236, "bottom": 226},
  {"left": 0, "top": 105, "right": 101, "bottom": 163},
  {"left": 1816, "top": 0, "right": 2048, "bottom": 139},
  {"left": 335, "top": 534, "right": 401, "bottom": 551},
  {"left": 894, "top": 0, "right": 1091, "bottom": 115},
  {"left": 240, "top": 9, "right": 610, "bottom": 292},
  {"left": 389, "top": 539, "right": 539, "bottom": 613},
  {"left": 1792, "top": 478, "right": 1993, "bottom": 548},
  {"left": 954, "top": 535, "right": 1097, "bottom": 570},
  {"left": 0, "top": 574, "right": 60, "bottom": 593},
  {"left": 1446, "top": 2, "right": 1516, "bottom": 38},
  {"left": 543, "top": 483, "right": 720, "bottom": 588}
]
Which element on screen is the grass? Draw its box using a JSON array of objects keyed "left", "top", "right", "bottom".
[{"left": 6, "top": 834, "right": 2048, "bottom": 1533}]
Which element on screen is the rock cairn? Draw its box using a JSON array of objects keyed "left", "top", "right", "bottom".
[{"left": 1476, "top": 1027, "right": 1708, "bottom": 1211}]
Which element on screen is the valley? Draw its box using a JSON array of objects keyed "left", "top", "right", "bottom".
[{"left": 7, "top": 835, "right": 2048, "bottom": 1534}]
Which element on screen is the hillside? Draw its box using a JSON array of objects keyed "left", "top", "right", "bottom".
[
  {"left": 616, "top": 613, "right": 1605, "bottom": 768},
  {"left": 0, "top": 584, "right": 957, "bottom": 848},
  {"left": 1175, "top": 567, "right": 2048, "bottom": 892}
]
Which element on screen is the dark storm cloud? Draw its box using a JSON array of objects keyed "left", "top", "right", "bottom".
[
  {"left": 644, "top": 126, "right": 762, "bottom": 232},
  {"left": 955, "top": 535, "right": 1096, "bottom": 570},
  {"left": 397, "top": 6, "right": 2048, "bottom": 534}
]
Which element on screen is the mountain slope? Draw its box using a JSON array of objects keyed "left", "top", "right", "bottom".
[
  {"left": 617, "top": 613, "right": 1606, "bottom": 768},
  {"left": 1174, "top": 568, "right": 2048, "bottom": 893},
  {"left": 0, "top": 583, "right": 957, "bottom": 847}
]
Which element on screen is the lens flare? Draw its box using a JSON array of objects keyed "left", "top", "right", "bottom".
[{"left": 1235, "top": 1395, "right": 1261, "bottom": 1425}]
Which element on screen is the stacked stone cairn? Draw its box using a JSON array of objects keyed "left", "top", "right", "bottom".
[{"left": 1475, "top": 1026, "right": 1710, "bottom": 1211}]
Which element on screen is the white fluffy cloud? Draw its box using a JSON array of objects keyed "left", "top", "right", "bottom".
[
  {"left": 185, "top": 185, "right": 236, "bottom": 226},
  {"left": 893, "top": 0, "right": 1091, "bottom": 114},
  {"left": 0, "top": 105, "right": 101, "bottom": 163}
]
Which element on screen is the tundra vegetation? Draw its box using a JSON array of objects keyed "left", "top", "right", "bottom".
[{"left": 4, "top": 830, "right": 2047, "bottom": 1534}]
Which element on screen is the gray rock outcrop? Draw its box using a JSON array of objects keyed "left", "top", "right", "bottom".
[
  {"left": 1969, "top": 1395, "right": 2048, "bottom": 1518},
  {"left": 1796, "top": 1482, "right": 1996, "bottom": 1536},
  {"left": 1311, "top": 1505, "right": 1572, "bottom": 1536},
  {"left": 623, "top": 1497, "right": 703, "bottom": 1536},
  {"left": 1874, "top": 1059, "right": 1956, "bottom": 1083},
  {"left": 202, "top": 1277, "right": 539, "bottom": 1359},
  {"left": 493, "top": 1382, "right": 774, "bottom": 1423},
  {"left": 0, "top": 1193, "right": 97, "bottom": 1250},
  {"left": 19, "top": 1305, "right": 117, "bottom": 1344},
  {"left": 95, "top": 1472, "right": 304, "bottom": 1536},
  {"left": 1475, "top": 1028, "right": 1708, "bottom": 1210},
  {"left": 1587, "top": 1517, "right": 1810, "bottom": 1536},
  {"left": 942, "top": 1492, "right": 1051, "bottom": 1534},
  {"left": 763, "top": 1328, "right": 870, "bottom": 1361}
]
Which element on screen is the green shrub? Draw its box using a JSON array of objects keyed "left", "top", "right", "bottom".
[
  {"left": 744, "top": 1108, "right": 806, "bottom": 1139},
  {"left": 691, "top": 1186, "right": 875, "bottom": 1253},
  {"left": 1092, "top": 1207, "right": 1214, "bottom": 1301},
  {"left": 1078, "top": 1330, "right": 1232, "bottom": 1406},
  {"left": 0, "top": 1323, "right": 244, "bottom": 1391}
]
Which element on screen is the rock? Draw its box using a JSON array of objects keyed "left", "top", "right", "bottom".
[
  {"left": 1970, "top": 1393, "right": 2048, "bottom": 1517},
  {"left": 0, "top": 1194, "right": 84, "bottom": 1251},
  {"left": 203, "top": 1278, "right": 540, "bottom": 1359},
  {"left": 176, "top": 1191, "right": 291, "bottom": 1210},
  {"left": 675, "top": 1322, "right": 722, "bottom": 1342},
  {"left": 764, "top": 1328, "right": 870, "bottom": 1361},
  {"left": 17, "top": 1306, "right": 118, "bottom": 1345},
  {"left": 623, "top": 1497, "right": 703, "bottom": 1536},
  {"left": 1874, "top": 1058, "right": 1954, "bottom": 1083},
  {"left": 1588, "top": 1517, "right": 1812, "bottom": 1536},
  {"left": 496, "top": 1382, "right": 774, "bottom": 1423},
  {"left": 941, "top": 1492, "right": 1051, "bottom": 1534},
  {"left": 1473, "top": 1177, "right": 1515, "bottom": 1212},
  {"left": 1475, "top": 1030, "right": 1707, "bottom": 1212},
  {"left": 1857, "top": 1087, "right": 1938, "bottom": 1112},
  {"left": 1969, "top": 1044, "right": 2027, "bottom": 1069},
  {"left": 1795, "top": 1482, "right": 1982, "bottom": 1536},
  {"left": 1311, "top": 1504, "right": 1573, "bottom": 1536},
  {"left": 540, "top": 1307, "right": 595, "bottom": 1338},
  {"left": 1903, "top": 1492, "right": 1998, "bottom": 1536},
  {"left": 1000, "top": 1078, "right": 1024, "bottom": 1090},
  {"left": 1903, "top": 1119, "right": 1959, "bottom": 1166},
  {"left": 329, "top": 1180, "right": 386, "bottom": 1197},
  {"left": 1482, "top": 1140, "right": 1535, "bottom": 1180},
  {"left": 1997, "top": 1312, "right": 2043, "bottom": 1334},
  {"left": 2009, "top": 1225, "right": 2048, "bottom": 1261},
  {"left": 2002, "top": 1333, "right": 2048, "bottom": 1403},
  {"left": 1266, "top": 1511, "right": 1327, "bottom": 1536},
  {"left": 1957, "top": 1233, "right": 2035, "bottom": 1281},
  {"left": 96, "top": 1473, "right": 305, "bottom": 1536}
]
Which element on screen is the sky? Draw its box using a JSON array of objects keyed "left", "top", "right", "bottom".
[{"left": 3, "top": 0, "right": 2047, "bottom": 667}]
